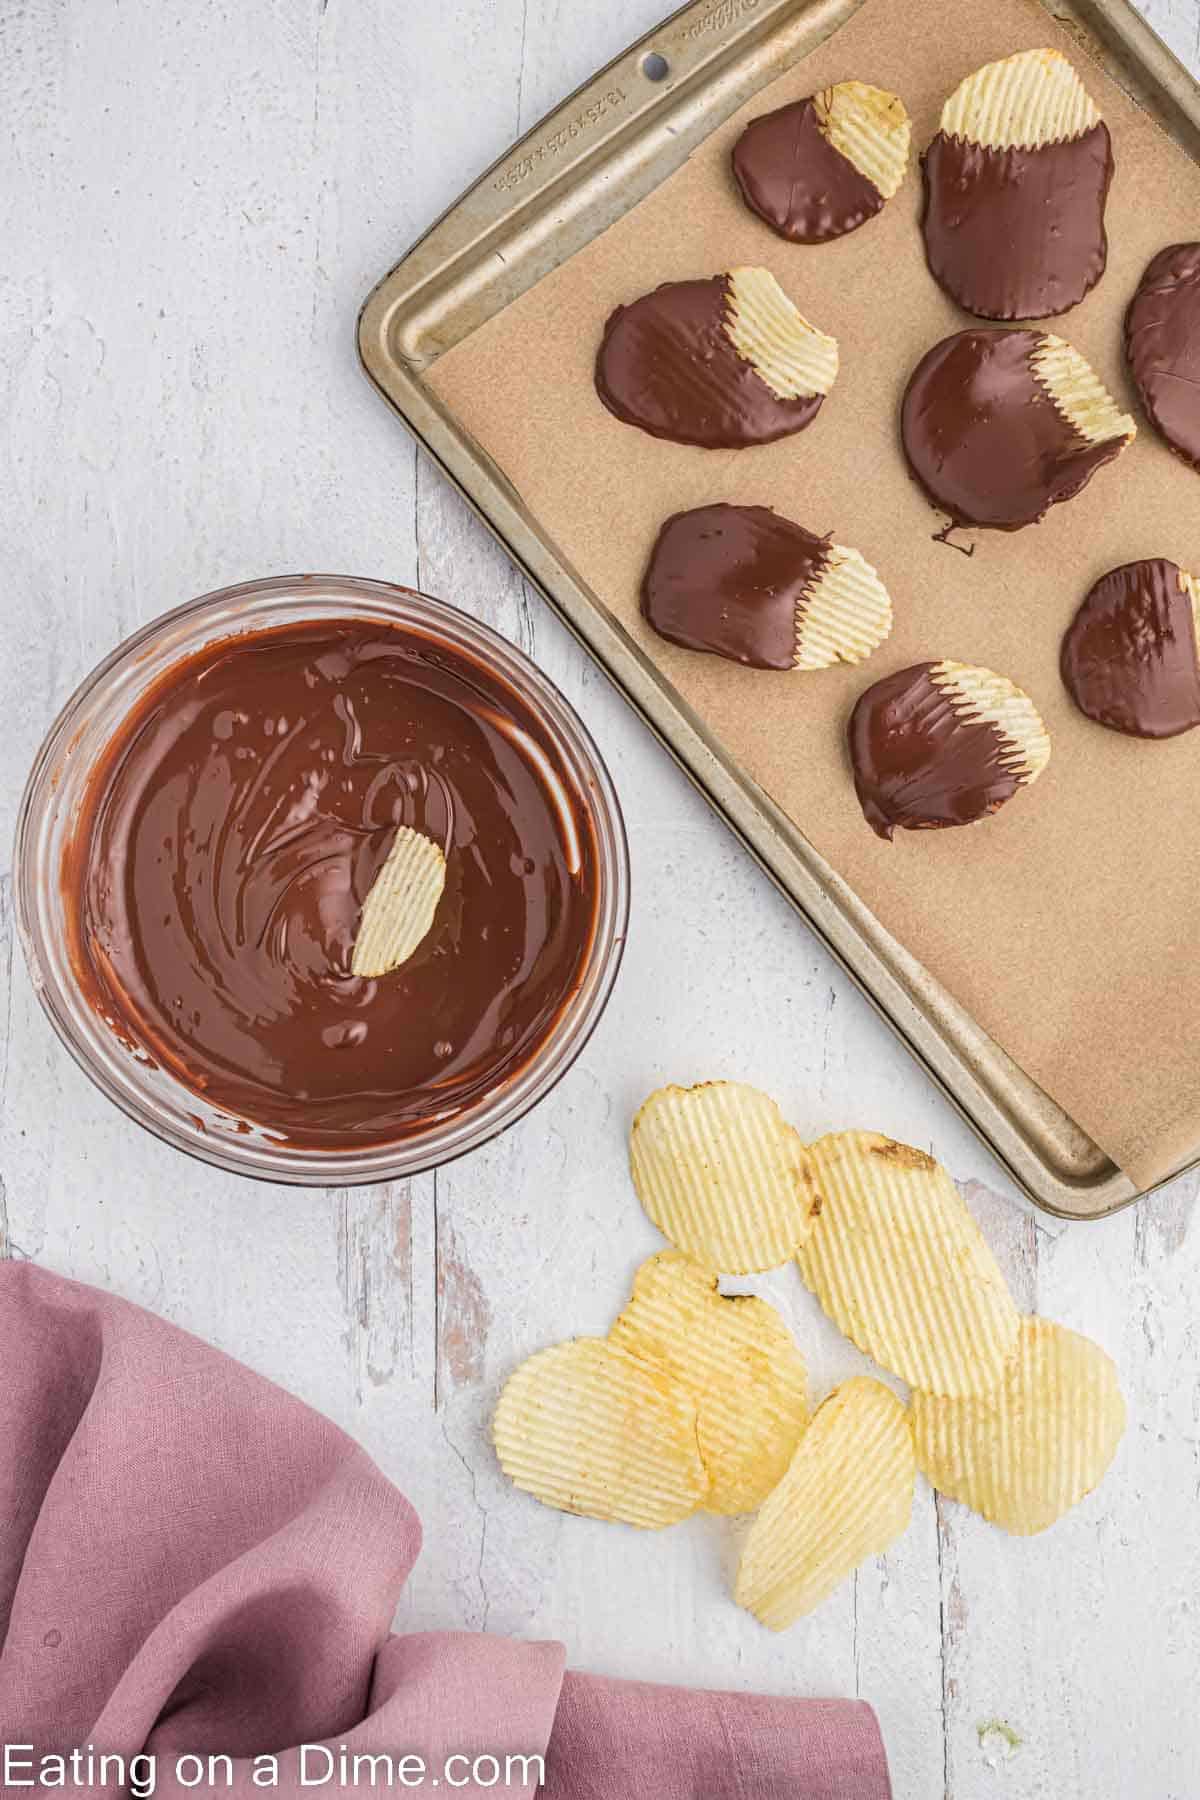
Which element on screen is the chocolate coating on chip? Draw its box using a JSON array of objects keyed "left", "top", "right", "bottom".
[
  {"left": 1125, "top": 244, "right": 1200, "bottom": 470},
  {"left": 641, "top": 503, "right": 829, "bottom": 668},
  {"left": 1062, "top": 559, "right": 1200, "bottom": 739},
  {"left": 732, "top": 98, "right": 884, "bottom": 244},
  {"left": 595, "top": 276, "right": 823, "bottom": 448},
  {"left": 921, "top": 126, "right": 1112, "bottom": 321},
  {"left": 848, "top": 663, "right": 1025, "bottom": 839},
  {"left": 901, "top": 329, "right": 1125, "bottom": 531}
]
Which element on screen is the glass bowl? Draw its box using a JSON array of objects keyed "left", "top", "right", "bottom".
[{"left": 14, "top": 575, "right": 630, "bottom": 1185}]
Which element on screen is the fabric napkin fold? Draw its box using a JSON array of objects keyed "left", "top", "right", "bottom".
[{"left": 0, "top": 1262, "right": 890, "bottom": 1799}]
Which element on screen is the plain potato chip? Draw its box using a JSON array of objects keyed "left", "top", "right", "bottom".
[
  {"left": 351, "top": 825, "right": 446, "bottom": 978},
  {"left": 797, "top": 1131, "right": 1019, "bottom": 1396},
  {"left": 610, "top": 1251, "right": 808, "bottom": 1514},
  {"left": 912, "top": 1317, "right": 1127, "bottom": 1534},
  {"left": 735, "top": 1377, "right": 914, "bottom": 1629},
  {"left": 725, "top": 266, "right": 839, "bottom": 400},
  {"left": 492, "top": 1337, "right": 707, "bottom": 1529},
  {"left": 630, "top": 1081, "right": 820, "bottom": 1274}
]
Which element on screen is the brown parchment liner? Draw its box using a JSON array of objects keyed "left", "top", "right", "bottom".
[{"left": 430, "top": 0, "right": 1200, "bottom": 1191}]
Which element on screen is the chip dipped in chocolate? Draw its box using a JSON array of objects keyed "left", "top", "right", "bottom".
[
  {"left": 733, "top": 82, "right": 910, "bottom": 244},
  {"left": 922, "top": 50, "right": 1111, "bottom": 322},
  {"left": 849, "top": 660, "right": 1050, "bottom": 839},
  {"left": 595, "top": 267, "right": 838, "bottom": 448},
  {"left": 901, "top": 327, "right": 1134, "bottom": 531},
  {"left": 642, "top": 503, "right": 893, "bottom": 671},
  {"left": 1125, "top": 244, "right": 1200, "bottom": 471},
  {"left": 1062, "top": 559, "right": 1200, "bottom": 739}
]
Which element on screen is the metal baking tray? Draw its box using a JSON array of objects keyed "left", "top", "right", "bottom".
[{"left": 359, "top": 0, "right": 1200, "bottom": 1218}]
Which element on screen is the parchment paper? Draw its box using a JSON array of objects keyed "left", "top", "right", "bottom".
[{"left": 431, "top": 0, "right": 1200, "bottom": 1189}]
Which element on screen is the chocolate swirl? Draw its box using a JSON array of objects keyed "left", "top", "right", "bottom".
[{"left": 64, "top": 620, "right": 600, "bottom": 1148}]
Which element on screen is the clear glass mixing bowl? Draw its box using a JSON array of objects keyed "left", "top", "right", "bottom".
[{"left": 14, "top": 575, "right": 630, "bottom": 1185}]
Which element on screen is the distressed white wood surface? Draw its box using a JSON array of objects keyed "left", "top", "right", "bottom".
[{"left": 1, "top": 3, "right": 1197, "bottom": 1795}]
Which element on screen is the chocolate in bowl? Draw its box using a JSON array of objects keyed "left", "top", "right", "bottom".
[{"left": 16, "top": 577, "right": 629, "bottom": 1183}]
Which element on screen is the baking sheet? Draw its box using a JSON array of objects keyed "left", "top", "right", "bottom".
[{"left": 428, "top": 0, "right": 1200, "bottom": 1191}]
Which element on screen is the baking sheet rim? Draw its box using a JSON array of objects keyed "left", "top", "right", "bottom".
[{"left": 357, "top": 0, "right": 1200, "bottom": 1218}]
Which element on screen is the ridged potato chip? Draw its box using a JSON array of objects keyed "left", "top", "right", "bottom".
[
  {"left": 630, "top": 1081, "right": 820, "bottom": 1274},
  {"left": 795, "top": 543, "right": 894, "bottom": 671},
  {"left": 1030, "top": 334, "right": 1136, "bottom": 448},
  {"left": 725, "top": 266, "right": 839, "bottom": 400},
  {"left": 815, "top": 80, "right": 911, "bottom": 199},
  {"left": 912, "top": 1317, "right": 1126, "bottom": 1534},
  {"left": 732, "top": 84, "right": 907, "bottom": 246},
  {"left": 492, "top": 1338, "right": 707, "bottom": 1529},
  {"left": 939, "top": 47, "right": 1099, "bottom": 151},
  {"left": 1062, "top": 558, "right": 1200, "bottom": 739},
  {"left": 736, "top": 1377, "right": 914, "bottom": 1629},
  {"left": 610, "top": 1251, "right": 808, "bottom": 1514},
  {"left": 351, "top": 825, "right": 446, "bottom": 978},
  {"left": 1183, "top": 566, "right": 1200, "bottom": 627},
  {"left": 797, "top": 1131, "right": 1019, "bottom": 1396},
  {"left": 932, "top": 660, "right": 1052, "bottom": 787},
  {"left": 924, "top": 52, "right": 1110, "bottom": 322}
]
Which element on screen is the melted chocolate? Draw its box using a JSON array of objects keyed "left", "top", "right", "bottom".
[
  {"left": 732, "top": 97, "right": 884, "bottom": 244},
  {"left": 1061, "top": 559, "right": 1200, "bottom": 738},
  {"left": 64, "top": 619, "right": 600, "bottom": 1148},
  {"left": 921, "top": 125, "right": 1112, "bottom": 320},
  {"left": 848, "top": 662, "right": 1025, "bottom": 839},
  {"left": 901, "top": 328, "right": 1125, "bottom": 530},
  {"left": 641, "top": 503, "right": 830, "bottom": 668},
  {"left": 1125, "top": 243, "right": 1200, "bottom": 470},
  {"left": 595, "top": 276, "right": 824, "bottom": 448}
]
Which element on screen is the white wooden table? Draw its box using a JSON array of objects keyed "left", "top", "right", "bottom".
[{"left": 2, "top": 4, "right": 1197, "bottom": 1794}]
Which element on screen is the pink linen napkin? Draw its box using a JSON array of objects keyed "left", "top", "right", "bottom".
[{"left": 0, "top": 1262, "right": 890, "bottom": 1798}]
